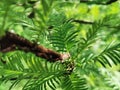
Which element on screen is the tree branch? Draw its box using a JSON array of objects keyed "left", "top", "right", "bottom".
[
  {"left": 72, "top": 19, "right": 120, "bottom": 29},
  {"left": 0, "top": 31, "right": 70, "bottom": 62},
  {"left": 80, "top": 0, "right": 118, "bottom": 5},
  {"left": 106, "top": 0, "right": 118, "bottom": 5},
  {"left": 73, "top": 19, "right": 93, "bottom": 24}
]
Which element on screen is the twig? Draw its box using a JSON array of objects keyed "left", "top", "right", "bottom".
[
  {"left": 73, "top": 19, "right": 93, "bottom": 24},
  {"left": 106, "top": 0, "right": 118, "bottom": 5},
  {"left": 80, "top": 0, "right": 118, "bottom": 5},
  {"left": 72, "top": 19, "right": 120, "bottom": 29},
  {"left": 0, "top": 31, "right": 70, "bottom": 62}
]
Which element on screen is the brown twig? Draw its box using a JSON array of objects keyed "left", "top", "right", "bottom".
[
  {"left": 0, "top": 31, "right": 70, "bottom": 62},
  {"left": 73, "top": 19, "right": 93, "bottom": 24},
  {"left": 80, "top": 0, "right": 118, "bottom": 5}
]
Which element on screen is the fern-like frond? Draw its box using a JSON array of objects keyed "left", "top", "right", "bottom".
[
  {"left": 93, "top": 43, "right": 120, "bottom": 67},
  {"left": 71, "top": 20, "right": 103, "bottom": 63},
  {"left": 77, "top": 21, "right": 103, "bottom": 54},
  {"left": 0, "top": 52, "right": 65, "bottom": 90},
  {"left": 105, "top": 71, "right": 120, "bottom": 90},
  {"left": 61, "top": 74, "right": 88, "bottom": 90},
  {"left": 41, "top": 0, "right": 54, "bottom": 16},
  {"left": 48, "top": 19, "right": 78, "bottom": 52}
]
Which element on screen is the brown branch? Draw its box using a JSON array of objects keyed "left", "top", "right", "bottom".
[
  {"left": 80, "top": 0, "right": 118, "bottom": 5},
  {"left": 0, "top": 31, "right": 70, "bottom": 62},
  {"left": 73, "top": 19, "right": 93, "bottom": 24}
]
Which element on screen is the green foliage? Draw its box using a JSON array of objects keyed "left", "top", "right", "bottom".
[
  {"left": 0, "top": 52, "right": 64, "bottom": 90},
  {"left": 61, "top": 74, "right": 88, "bottom": 90},
  {"left": 0, "top": 0, "right": 120, "bottom": 90},
  {"left": 93, "top": 43, "right": 120, "bottom": 67},
  {"left": 48, "top": 13, "right": 78, "bottom": 52}
]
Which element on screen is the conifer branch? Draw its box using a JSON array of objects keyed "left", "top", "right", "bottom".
[{"left": 0, "top": 31, "right": 70, "bottom": 62}]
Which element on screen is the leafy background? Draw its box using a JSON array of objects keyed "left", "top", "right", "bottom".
[{"left": 0, "top": 0, "right": 120, "bottom": 90}]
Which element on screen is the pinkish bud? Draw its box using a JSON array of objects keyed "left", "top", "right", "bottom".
[{"left": 61, "top": 53, "right": 70, "bottom": 60}]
